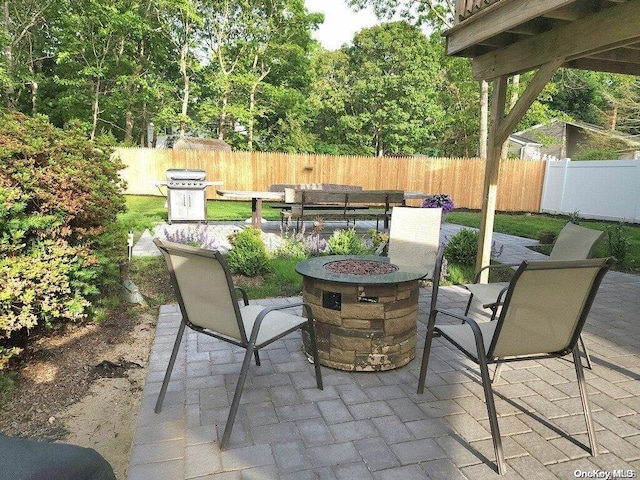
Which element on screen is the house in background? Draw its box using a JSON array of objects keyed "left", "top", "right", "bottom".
[
  {"left": 173, "top": 136, "right": 232, "bottom": 151},
  {"left": 508, "top": 119, "right": 640, "bottom": 160}
]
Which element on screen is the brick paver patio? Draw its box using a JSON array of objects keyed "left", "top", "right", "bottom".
[{"left": 127, "top": 222, "right": 640, "bottom": 479}]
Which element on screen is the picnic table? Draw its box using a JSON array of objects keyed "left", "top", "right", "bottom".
[{"left": 216, "top": 189, "right": 284, "bottom": 230}]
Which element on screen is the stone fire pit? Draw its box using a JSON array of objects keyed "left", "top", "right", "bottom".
[{"left": 295, "top": 255, "right": 427, "bottom": 371}]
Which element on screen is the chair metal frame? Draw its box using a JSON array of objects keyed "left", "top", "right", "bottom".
[
  {"left": 153, "top": 238, "right": 323, "bottom": 450},
  {"left": 418, "top": 257, "right": 613, "bottom": 475},
  {"left": 463, "top": 223, "right": 606, "bottom": 374}
]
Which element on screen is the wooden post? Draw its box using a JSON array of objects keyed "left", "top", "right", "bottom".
[
  {"left": 476, "top": 76, "right": 508, "bottom": 283},
  {"left": 476, "top": 60, "right": 563, "bottom": 282}
]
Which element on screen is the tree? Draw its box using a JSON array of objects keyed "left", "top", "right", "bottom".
[
  {"left": 154, "top": 0, "right": 202, "bottom": 137},
  {"left": 312, "top": 22, "right": 443, "bottom": 157},
  {"left": 196, "top": 0, "right": 319, "bottom": 150},
  {"left": 54, "top": 0, "right": 152, "bottom": 140},
  {"left": 0, "top": 0, "right": 58, "bottom": 110},
  {"left": 347, "top": 0, "right": 489, "bottom": 158}
]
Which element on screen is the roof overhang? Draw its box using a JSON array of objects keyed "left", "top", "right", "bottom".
[{"left": 445, "top": 0, "right": 640, "bottom": 80}]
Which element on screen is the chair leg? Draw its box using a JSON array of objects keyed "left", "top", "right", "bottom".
[
  {"left": 220, "top": 343, "right": 256, "bottom": 450},
  {"left": 418, "top": 311, "right": 438, "bottom": 394},
  {"left": 493, "top": 360, "right": 504, "bottom": 383},
  {"left": 155, "top": 321, "right": 187, "bottom": 413},
  {"left": 305, "top": 321, "right": 323, "bottom": 390},
  {"left": 478, "top": 355, "right": 507, "bottom": 475},
  {"left": 573, "top": 347, "right": 598, "bottom": 456},
  {"left": 254, "top": 350, "right": 261, "bottom": 366},
  {"left": 579, "top": 334, "right": 593, "bottom": 370}
]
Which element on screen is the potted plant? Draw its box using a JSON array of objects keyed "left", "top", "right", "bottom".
[{"left": 422, "top": 194, "right": 454, "bottom": 221}]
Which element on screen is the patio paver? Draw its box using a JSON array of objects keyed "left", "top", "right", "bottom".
[{"left": 127, "top": 222, "right": 640, "bottom": 479}]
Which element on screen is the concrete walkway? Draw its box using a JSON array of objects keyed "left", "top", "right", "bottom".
[{"left": 127, "top": 222, "right": 640, "bottom": 479}]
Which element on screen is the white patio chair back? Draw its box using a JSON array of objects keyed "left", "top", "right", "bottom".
[
  {"left": 155, "top": 240, "right": 247, "bottom": 343},
  {"left": 490, "top": 258, "right": 610, "bottom": 359},
  {"left": 549, "top": 222, "right": 606, "bottom": 261},
  {"left": 387, "top": 206, "right": 441, "bottom": 276}
]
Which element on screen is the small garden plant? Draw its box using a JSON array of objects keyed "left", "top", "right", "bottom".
[
  {"left": 225, "top": 227, "right": 271, "bottom": 277},
  {"left": 326, "top": 228, "right": 369, "bottom": 255},
  {"left": 422, "top": 194, "right": 454, "bottom": 214}
]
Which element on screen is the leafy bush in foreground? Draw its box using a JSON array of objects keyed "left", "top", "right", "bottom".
[{"left": 0, "top": 111, "right": 126, "bottom": 367}]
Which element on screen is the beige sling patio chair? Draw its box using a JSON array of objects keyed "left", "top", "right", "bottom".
[
  {"left": 418, "top": 257, "right": 614, "bottom": 475},
  {"left": 153, "top": 239, "right": 323, "bottom": 450},
  {"left": 463, "top": 222, "right": 606, "bottom": 372},
  {"left": 377, "top": 206, "right": 442, "bottom": 273}
]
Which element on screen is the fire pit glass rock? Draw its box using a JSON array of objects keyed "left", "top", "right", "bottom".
[{"left": 323, "top": 259, "right": 398, "bottom": 275}]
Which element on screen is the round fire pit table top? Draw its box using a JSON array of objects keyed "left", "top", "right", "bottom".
[{"left": 295, "top": 255, "right": 428, "bottom": 285}]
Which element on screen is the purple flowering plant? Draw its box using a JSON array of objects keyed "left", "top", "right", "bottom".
[
  {"left": 161, "top": 224, "right": 220, "bottom": 251},
  {"left": 422, "top": 194, "right": 454, "bottom": 213}
]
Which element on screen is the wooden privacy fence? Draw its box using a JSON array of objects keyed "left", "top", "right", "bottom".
[{"left": 116, "top": 148, "right": 546, "bottom": 212}]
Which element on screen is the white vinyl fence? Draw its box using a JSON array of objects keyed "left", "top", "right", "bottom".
[{"left": 541, "top": 159, "right": 640, "bottom": 224}]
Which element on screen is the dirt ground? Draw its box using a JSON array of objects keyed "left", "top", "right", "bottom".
[{"left": 0, "top": 302, "right": 158, "bottom": 480}]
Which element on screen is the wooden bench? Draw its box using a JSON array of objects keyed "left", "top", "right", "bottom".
[
  {"left": 269, "top": 184, "right": 363, "bottom": 225},
  {"left": 285, "top": 190, "right": 405, "bottom": 231}
]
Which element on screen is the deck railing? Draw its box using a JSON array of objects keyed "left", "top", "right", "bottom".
[{"left": 455, "top": 0, "right": 503, "bottom": 22}]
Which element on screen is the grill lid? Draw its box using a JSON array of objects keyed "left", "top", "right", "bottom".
[{"left": 166, "top": 168, "right": 206, "bottom": 181}]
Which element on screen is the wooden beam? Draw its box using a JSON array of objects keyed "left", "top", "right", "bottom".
[
  {"left": 476, "top": 75, "right": 509, "bottom": 282},
  {"left": 543, "top": 1, "right": 597, "bottom": 21},
  {"left": 446, "top": 0, "right": 577, "bottom": 55},
  {"left": 590, "top": 47, "right": 640, "bottom": 64},
  {"left": 564, "top": 57, "right": 640, "bottom": 75},
  {"left": 472, "top": 0, "right": 640, "bottom": 80},
  {"left": 496, "top": 59, "right": 564, "bottom": 145}
]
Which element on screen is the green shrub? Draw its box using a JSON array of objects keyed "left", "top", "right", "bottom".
[
  {"left": 606, "top": 222, "right": 631, "bottom": 267},
  {"left": 225, "top": 228, "right": 271, "bottom": 276},
  {"left": 327, "top": 228, "right": 369, "bottom": 255},
  {"left": 444, "top": 228, "right": 480, "bottom": 266},
  {"left": 0, "top": 111, "right": 126, "bottom": 367}
]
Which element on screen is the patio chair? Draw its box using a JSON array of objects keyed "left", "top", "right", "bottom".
[
  {"left": 463, "top": 222, "right": 606, "bottom": 373},
  {"left": 377, "top": 206, "right": 442, "bottom": 275},
  {"left": 418, "top": 257, "right": 613, "bottom": 475},
  {"left": 153, "top": 239, "right": 323, "bottom": 450}
]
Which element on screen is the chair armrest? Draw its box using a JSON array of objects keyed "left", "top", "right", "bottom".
[
  {"left": 430, "top": 309, "right": 488, "bottom": 357},
  {"left": 431, "top": 308, "right": 475, "bottom": 325},
  {"left": 248, "top": 302, "right": 314, "bottom": 344},
  {"left": 235, "top": 287, "right": 249, "bottom": 306},
  {"left": 374, "top": 241, "right": 388, "bottom": 256},
  {"left": 472, "top": 262, "right": 520, "bottom": 283}
]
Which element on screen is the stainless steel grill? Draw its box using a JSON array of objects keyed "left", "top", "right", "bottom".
[
  {"left": 166, "top": 168, "right": 207, "bottom": 189},
  {"left": 166, "top": 169, "right": 207, "bottom": 223}
]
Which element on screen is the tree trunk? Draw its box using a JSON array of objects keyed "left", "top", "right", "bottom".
[
  {"left": 376, "top": 123, "right": 384, "bottom": 157},
  {"left": 30, "top": 81, "right": 38, "bottom": 113},
  {"left": 179, "top": 42, "right": 189, "bottom": 137},
  {"left": 248, "top": 85, "right": 256, "bottom": 151},
  {"left": 3, "top": 0, "right": 15, "bottom": 109},
  {"left": 90, "top": 78, "right": 101, "bottom": 141},
  {"left": 501, "top": 74, "right": 520, "bottom": 160},
  {"left": 124, "top": 110, "right": 134, "bottom": 143},
  {"left": 610, "top": 104, "right": 618, "bottom": 130}
]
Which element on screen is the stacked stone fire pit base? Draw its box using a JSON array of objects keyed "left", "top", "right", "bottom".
[{"left": 301, "top": 277, "right": 419, "bottom": 371}]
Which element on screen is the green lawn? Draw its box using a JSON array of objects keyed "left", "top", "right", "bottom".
[
  {"left": 119, "top": 195, "right": 281, "bottom": 228},
  {"left": 448, "top": 210, "right": 640, "bottom": 271}
]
